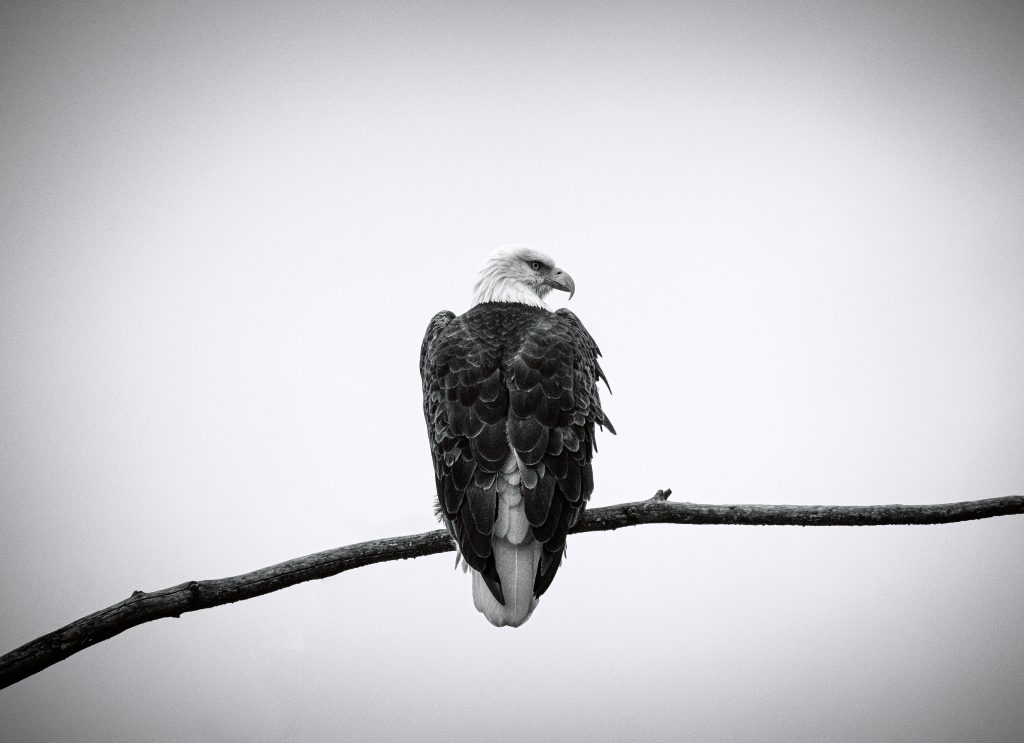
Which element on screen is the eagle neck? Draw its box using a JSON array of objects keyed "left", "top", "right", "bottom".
[{"left": 472, "top": 275, "right": 548, "bottom": 309}]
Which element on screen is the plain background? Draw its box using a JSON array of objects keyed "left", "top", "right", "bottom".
[{"left": 2, "top": 1, "right": 1023, "bottom": 741}]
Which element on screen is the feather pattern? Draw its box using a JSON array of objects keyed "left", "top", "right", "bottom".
[{"left": 421, "top": 296, "right": 612, "bottom": 626}]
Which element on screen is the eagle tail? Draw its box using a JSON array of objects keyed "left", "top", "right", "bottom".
[
  {"left": 469, "top": 452, "right": 545, "bottom": 627},
  {"left": 472, "top": 537, "right": 541, "bottom": 627}
]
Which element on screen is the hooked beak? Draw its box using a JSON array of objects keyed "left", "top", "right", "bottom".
[{"left": 543, "top": 269, "right": 575, "bottom": 300}]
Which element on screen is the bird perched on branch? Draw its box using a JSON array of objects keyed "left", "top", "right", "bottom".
[{"left": 420, "top": 246, "right": 614, "bottom": 626}]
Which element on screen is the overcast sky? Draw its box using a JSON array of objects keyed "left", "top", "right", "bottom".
[{"left": 2, "top": 1, "right": 1023, "bottom": 741}]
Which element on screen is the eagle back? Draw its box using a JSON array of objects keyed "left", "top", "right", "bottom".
[{"left": 420, "top": 302, "right": 613, "bottom": 598}]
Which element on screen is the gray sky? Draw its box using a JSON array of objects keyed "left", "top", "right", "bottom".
[{"left": 2, "top": 1, "right": 1023, "bottom": 741}]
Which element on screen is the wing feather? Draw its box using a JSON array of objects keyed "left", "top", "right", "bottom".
[{"left": 421, "top": 303, "right": 612, "bottom": 607}]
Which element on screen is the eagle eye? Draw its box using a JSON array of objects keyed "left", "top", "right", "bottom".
[{"left": 530, "top": 261, "right": 542, "bottom": 271}]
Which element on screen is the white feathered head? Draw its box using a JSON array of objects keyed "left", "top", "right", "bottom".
[{"left": 472, "top": 246, "right": 575, "bottom": 308}]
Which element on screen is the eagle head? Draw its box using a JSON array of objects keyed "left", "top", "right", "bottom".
[{"left": 472, "top": 246, "right": 575, "bottom": 308}]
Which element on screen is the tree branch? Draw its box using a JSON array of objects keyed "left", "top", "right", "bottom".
[{"left": 2, "top": 493, "right": 1021, "bottom": 690}]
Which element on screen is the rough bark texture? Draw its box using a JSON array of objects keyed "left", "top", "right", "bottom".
[{"left": 2, "top": 493, "right": 1021, "bottom": 690}]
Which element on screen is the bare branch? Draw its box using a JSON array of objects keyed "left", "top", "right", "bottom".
[
  {"left": 2, "top": 494, "right": 1021, "bottom": 690},
  {"left": 574, "top": 493, "right": 1024, "bottom": 531}
]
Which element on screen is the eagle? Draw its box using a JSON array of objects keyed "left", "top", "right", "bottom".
[{"left": 420, "top": 246, "right": 614, "bottom": 627}]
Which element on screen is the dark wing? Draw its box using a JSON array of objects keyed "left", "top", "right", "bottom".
[
  {"left": 421, "top": 311, "right": 453, "bottom": 504},
  {"left": 420, "top": 310, "right": 506, "bottom": 600},
  {"left": 422, "top": 305, "right": 614, "bottom": 603},
  {"left": 509, "top": 308, "right": 615, "bottom": 598}
]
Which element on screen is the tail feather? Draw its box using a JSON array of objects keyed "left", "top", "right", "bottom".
[
  {"left": 473, "top": 537, "right": 541, "bottom": 627},
  {"left": 470, "top": 450, "right": 542, "bottom": 627}
]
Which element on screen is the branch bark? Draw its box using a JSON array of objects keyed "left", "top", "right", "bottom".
[{"left": 2, "top": 493, "right": 1021, "bottom": 690}]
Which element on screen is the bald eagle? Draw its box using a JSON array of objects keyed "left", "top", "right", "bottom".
[{"left": 420, "top": 247, "right": 614, "bottom": 627}]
